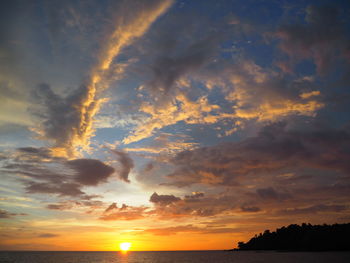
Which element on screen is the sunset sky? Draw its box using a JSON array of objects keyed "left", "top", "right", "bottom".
[{"left": 1, "top": 0, "right": 350, "bottom": 251}]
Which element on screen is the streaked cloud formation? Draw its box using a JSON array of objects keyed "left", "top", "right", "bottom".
[
  {"left": 1, "top": 0, "right": 350, "bottom": 251},
  {"left": 33, "top": 0, "right": 173, "bottom": 158}
]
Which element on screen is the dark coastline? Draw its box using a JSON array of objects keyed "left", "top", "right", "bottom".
[{"left": 233, "top": 223, "right": 350, "bottom": 252}]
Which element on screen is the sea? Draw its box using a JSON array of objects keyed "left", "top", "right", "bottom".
[{"left": 0, "top": 251, "right": 350, "bottom": 263}]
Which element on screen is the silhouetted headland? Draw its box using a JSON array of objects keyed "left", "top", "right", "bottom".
[{"left": 234, "top": 223, "right": 350, "bottom": 251}]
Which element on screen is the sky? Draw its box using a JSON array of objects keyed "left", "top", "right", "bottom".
[{"left": 1, "top": 0, "right": 350, "bottom": 251}]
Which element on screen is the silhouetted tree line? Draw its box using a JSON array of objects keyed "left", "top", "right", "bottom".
[{"left": 237, "top": 223, "right": 350, "bottom": 251}]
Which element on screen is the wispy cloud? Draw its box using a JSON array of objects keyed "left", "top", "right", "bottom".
[
  {"left": 33, "top": 0, "right": 174, "bottom": 157},
  {"left": 37, "top": 233, "right": 60, "bottom": 238},
  {"left": 124, "top": 133, "right": 198, "bottom": 154},
  {"left": 0, "top": 209, "right": 27, "bottom": 219}
]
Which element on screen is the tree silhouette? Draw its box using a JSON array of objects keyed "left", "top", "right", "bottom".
[{"left": 236, "top": 223, "right": 350, "bottom": 251}]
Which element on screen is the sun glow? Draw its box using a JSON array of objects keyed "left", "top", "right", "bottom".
[{"left": 119, "top": 242, "right": 131, "bottom": 252}]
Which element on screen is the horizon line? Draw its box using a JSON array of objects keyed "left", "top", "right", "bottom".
[{"left": 0, "top": 252, "right": 233, "bottom": 253}]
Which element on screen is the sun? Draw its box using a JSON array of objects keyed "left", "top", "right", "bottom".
[{"left": 119, "top": 242, "right": 131, "bottom": 252}]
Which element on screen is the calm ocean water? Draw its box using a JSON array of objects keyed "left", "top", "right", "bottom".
[{"left": 0, "top": 251, "right": 350, "bottom": 263}]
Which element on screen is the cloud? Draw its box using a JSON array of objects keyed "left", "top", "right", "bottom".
[
  {"left": 2, "top": 147, "right": 116, "bottom": 198},
  {"left": 0, "top": 209, "right": 27, "bottom": 219},
  {"left": 123, "top": 92, "right": 221, "bottom": 144},
  {"left": 184, "top": 192, "right": 205, "bottom": 200},
  {"left": 67, "top": 158, "right": 115, "bottom": 186},
  {"left": 46, "top": 203, "right": 73, "bottom": 210},
  {"left": 46, "top": 199, "right": 104, "bottom": 211},
  {"left": 279, "top": 204, "right": 347, "bottom": 215},
  {"left": 144, "top": 34, "right": 219, "bottom": 103},
  {"left": 32, "top": 0, "right": 174, "bottom": 157},
  {"left": 223, "top": 61, "right": 324, "bottom": 122},
  {"left": 100, "top": 203, "right": 146, "bottom": 221},
  {"left": 149, "top": 191, "right": 239, "bottom": 218},
  {"left": 131, "top": 8, "right": 224, "bottom": 106},
  {"left": 32, "top": 83, "right": 105, "bottom": 158},
  {"left": 144, "top": 224, "right": 200, "bottom": 235},
  {"left": 166, "top": 122, "right": 350, "bottom": 187},
  {"left": 17, "top": 147, "right": 52, "bottom": 159},
  {"left": 124, "top": 57, "right": 324, "bottom": 144},
  {"left": 149, "top": 192, "right": 181, "bottom": 206},
  {"left": 104, "top": 202, "right": 118, "bottom": 213},
  {"left": 118, "top": 8, "right": 328, "bottom": 145},
  {"left": 95, "top": 0, "right": 174, "bottom": 73},
  {"left": 256, "top": 187, "right": 291, "bottom": 201},
  {"left": 145, "top": 184, "right": 346, "bottom": 222},
  {"left": 143, "top": 224, "right": 238, "bottom": 236},
  {"left": 25, "top": 182, "right": 84, "bottom": 197},
  {"left": 124, "top": 133, "right": 198, "bottom": 155},
  {"left": 276, "top": 5, "right": 350, "bottom": 74},
  {"left": 121, "top": 19, "right": 224, "bottom": 144},
  {"left": 37, "top": 233, "right": 60, "bottom": 238},
  {"left": 240, "top": 206, "right": 261, "bottom": 213},
  {"left": 111, "top": 149, "right": 134, "bottom": 182}
]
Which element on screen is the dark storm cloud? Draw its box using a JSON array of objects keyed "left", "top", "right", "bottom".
[
  {"left": 276, "top": 5, "right": 350, "bottom": 74},
  {"left": 149, "top": 192, "right": 181, "bottom": 205},
  {"left": 167, "top": 122, "right": 350, "bottom": 187},
  {"left": 67, "top": 158, "right": 115, "bottom": 186},
  {"left": 111, "top": 149, "right": 134, "bottom": 182}
]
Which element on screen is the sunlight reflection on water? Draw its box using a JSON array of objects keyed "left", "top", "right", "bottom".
[{"left": 1, "top": 251, "right": 350, "bottom": 263}]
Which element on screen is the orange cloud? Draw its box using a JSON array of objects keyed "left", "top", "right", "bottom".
[
  {"left": 234, "top": 99, "right": 324, "bottom": 121},
  {"left": 124, "top": 133, "right": 198, "bottom": 155},
  {"left": 224, "top": 61, "right": 324, "bottom": 122},
  {"left": 123, "top": 93, "right": 220, "bottom": 144}
]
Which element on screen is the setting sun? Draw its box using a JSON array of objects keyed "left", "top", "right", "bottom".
[{"left": 119, "top": 242, "right": 131, "bottom": 252}]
